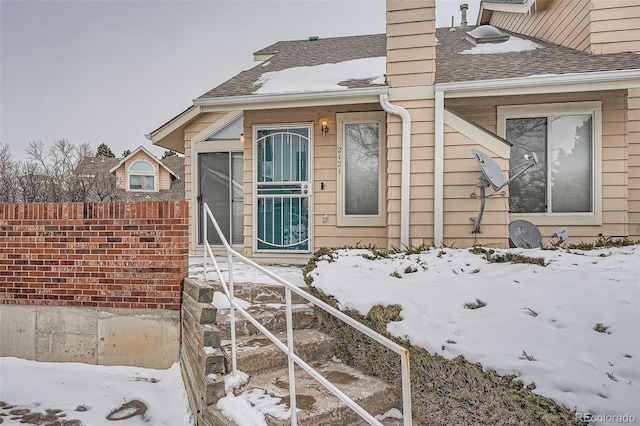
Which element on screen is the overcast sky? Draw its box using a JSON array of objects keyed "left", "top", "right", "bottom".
[{"left": 0, "top": 0, "right": 480, "bottom": 161}]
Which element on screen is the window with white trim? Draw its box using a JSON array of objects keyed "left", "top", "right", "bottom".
[
  {"left": 498, "top": 101, "right": 602, "bottom": 225},
  {"left": 129, "top": 160, "right": 155, "bottom": 191},
  {"left": 337, "top": 112, "right": 386, "bottom": 227}
]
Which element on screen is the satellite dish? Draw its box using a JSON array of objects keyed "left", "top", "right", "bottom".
[
  {"left": 509, "top": 220, "right": 542, "bottom": 248},
  {"left": 470, "top": 149, "right": 538, "bottom": 234},
  {"left": 472, "top": 149, "right": 505, "bottom": 190},
  {"left": 550, "top": 227, "right": 569, "bottom": 246}
]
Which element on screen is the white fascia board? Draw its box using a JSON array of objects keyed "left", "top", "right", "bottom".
[
  {"left": 192, "top": 111, "right": 243, "bottom": 144},
  {"left": 192, "top": 87, "right": 389, "bottom": 108},
  {"left": 480, "top": 1, "right": 529, "bottom": 14},
  {"left": 444, "top": 109, "right": 511, "bottom": 158},
  {"left": 435, "top": 69, "right": 640, "bottom": 98},
  {"left": 149, "top": 106, "right": 202, "bottom": 144}
]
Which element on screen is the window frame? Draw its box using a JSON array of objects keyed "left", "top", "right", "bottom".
[
  {"left": 336, "top": 111, "right": 386, "bottom": 227},
  {"left": 497, "top": 101, "right": 602, "bottom": 226},
  {"left": 128, "top": 160, "right": 156, "bottom": 192}
]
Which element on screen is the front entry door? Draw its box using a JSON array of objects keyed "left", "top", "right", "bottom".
[{"left": 255, "top": 126, "right": 311, "bottom": 252}]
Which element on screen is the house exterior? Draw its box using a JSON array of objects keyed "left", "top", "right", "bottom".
[
  {"left": 149, "top": 0, "right": 640, "bottom": 262},
  {"left": 76, "top": 146, "right": 185, "bottom": 201}
]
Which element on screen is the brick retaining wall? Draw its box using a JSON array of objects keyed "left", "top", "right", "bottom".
[{"left": 0, "top": 201, "right": 188, "bottom": 310}]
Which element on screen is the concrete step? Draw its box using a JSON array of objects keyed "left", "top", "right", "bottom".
[
  {"left": 232, "top": 360, "right": 400, "bottom": 426},
  {"left": 221, "top": 328, "right": 336, "bottom": 375},
  {"left": 208, "top": 280, "right": 309, "bottom": 305},
  {"left": 216, "top": 303, "right": 316, "bottom": 339}
]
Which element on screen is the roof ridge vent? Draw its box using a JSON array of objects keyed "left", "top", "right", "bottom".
[{"left": 308, "top": 36, "right": 319, "bottom": 41}]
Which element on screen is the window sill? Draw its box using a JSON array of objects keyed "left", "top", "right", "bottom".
[
  {"left": 509, "top": 213, "right": 601, "bottom": 226},
  {"left": 337, "top": 216, "right": 386, "bottom": 227}
]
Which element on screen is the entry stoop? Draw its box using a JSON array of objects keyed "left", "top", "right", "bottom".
[{"left": 181, "top": 276, "right": 403, "bottom": 425}]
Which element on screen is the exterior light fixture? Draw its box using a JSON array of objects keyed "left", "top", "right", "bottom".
[
  {"left": 239, "top": 133, "right": 245, "bottom": 143},
  {"left": 319, "top": 118, "right": 329, "bottom": 137}
]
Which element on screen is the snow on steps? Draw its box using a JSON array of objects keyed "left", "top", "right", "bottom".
[
  {"left": 221, "top": 328, "right": 336, "bottom": 375},
  {"left": 243, "top": 360, "right": 398, "bottom": 426},
  {"left": 181, "top": 276, "right": 401, "bottom": 426}
]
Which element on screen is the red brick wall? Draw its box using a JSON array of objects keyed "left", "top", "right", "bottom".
[{"left": 0, "top": 201, "right": 188, "bottom": 309}]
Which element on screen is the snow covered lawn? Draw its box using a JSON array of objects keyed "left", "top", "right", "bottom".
[
  {"left": 308, "top": 245, "right": 639, "bottom": 423},
  {"left": 0, "top": 359, "right": 193, "bottom": 425}
]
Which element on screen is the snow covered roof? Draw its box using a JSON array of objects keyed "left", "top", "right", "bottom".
[
  {"left": 435, "top": 26, "right": 640, "bottom": 84},
  {"left": 193, "top": 29, "right": 639, "bottom": 102},
  {"left": 197, "top": 34, "right": 387, "bottom": 100}
]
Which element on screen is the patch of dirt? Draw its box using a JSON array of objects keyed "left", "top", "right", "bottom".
[
  {"left": 106, "top": 400, "right": 147, "bottom": 421},
  {"left": 0, "top": 402, "right": 82, "bottom": 426}
]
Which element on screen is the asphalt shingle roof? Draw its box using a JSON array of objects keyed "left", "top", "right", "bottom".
[
  {"left": 197, "top": 34, "right": 387, "bottom": 99},
  {"left": 195, "top": 28, "right": 638, "bottom": 101},
  {"left": 435, "top": 27, "right": 640, "bottom": 84}
]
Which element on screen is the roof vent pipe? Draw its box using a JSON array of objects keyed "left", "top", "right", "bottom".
[{"left": 460, "top": 3, "right": 468, "bottom": 29}]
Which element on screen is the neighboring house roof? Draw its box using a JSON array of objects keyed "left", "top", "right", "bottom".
[
  {"left": 109, "top": 145, "right": 179, "bottom": 179},
  {"left": 75, "top": 151, "right": 185, "bottom": 201},
  {"left": 435, "top": 26, "right": 640, "bottom": 84},
  {"left": 75, "top": 156, "right": 120, "bottom": 177},
  {"left": 196, "top": 34, "right": 387, "bottom": 100}
]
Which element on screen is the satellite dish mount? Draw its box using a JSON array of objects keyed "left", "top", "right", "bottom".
[{"left": 470, "top": 149, "right": 538, "bottom": 234}]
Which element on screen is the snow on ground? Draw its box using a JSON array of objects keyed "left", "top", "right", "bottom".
[
  {"left": 0, "top": 358, "right": 193, "bottom": 425},
  {"left": 308, "top": 245, "right": 640, "bottom": 424}
]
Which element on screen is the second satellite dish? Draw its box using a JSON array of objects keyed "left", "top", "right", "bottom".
[{"left": 509, "top": 220, "right": 542, "bottom": 248}]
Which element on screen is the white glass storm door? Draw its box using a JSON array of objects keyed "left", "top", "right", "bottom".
[
  {"left": 198, "top": 152, "right": 244, "bottom": 246},
  {"left": 255, "top": 126, "right": 311, "bottom": 252}
]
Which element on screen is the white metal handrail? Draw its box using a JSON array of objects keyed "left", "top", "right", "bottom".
[{"left": 202, "top": 203, "right": 412, "bottom": 426}]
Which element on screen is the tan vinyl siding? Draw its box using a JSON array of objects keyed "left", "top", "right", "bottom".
[
  {"left": 629, "top": 88, "right": 640, "bottom": 239},
  {"left": 243, "top": 104, "right": 386, "bottom": 257},
  {"left": 407, "top": 99, "right": 436, "bottom": 246},
  {"left": 489, "top": 0, "right": 592, "bottom": 51},
  {"left": 443, "top": 134, "right": 510, "bottom": 248},
  {"left": 115, "top": 167, "right": 126, "bottom": 190},
  {"left": 386, "top": 0, "right": 436, "bottom": 248},
  {"left": 591, "top": 1, "right": 640, "bottom": 54},
  {"left": 386, "top": 1, "right": 436, "bottom": 89},
  {"left": 158, "top": 168, "right": 171, "bottom": 191},
  {"left": 446, "top": 90, "right": 631, "bottom": 245}
]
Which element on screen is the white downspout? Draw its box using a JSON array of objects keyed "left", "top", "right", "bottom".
[
  {"left": 380, "top": 94, "right": 411, "bottom": 249},
  {"left": 434, "top": 90, "right": 444, "bottom": 247}
]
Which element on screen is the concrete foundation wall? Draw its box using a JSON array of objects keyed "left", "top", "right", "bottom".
[{"left": 0, "top": 304, "right": 180, "bottom": 369}]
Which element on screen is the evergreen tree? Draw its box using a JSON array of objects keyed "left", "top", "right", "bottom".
[
  {"left": 96, "top": 143, "right": 115, "bottom": 158},
  {"left": 121, "top": 149, "right": 132, "bottom": 157}
]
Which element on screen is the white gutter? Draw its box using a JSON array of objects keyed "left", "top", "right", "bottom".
[
  {"left": 434, "top": 90, "right": 444, "bottom": 247},
  {"left": 194, "top": 86, "right": 388, "bottom": 107},
  {"left": 434, "top": 69, "right": 640, "bottom": 94},
  {"left": 380, "top": 94, "right": 411, "bottom": 249}
]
